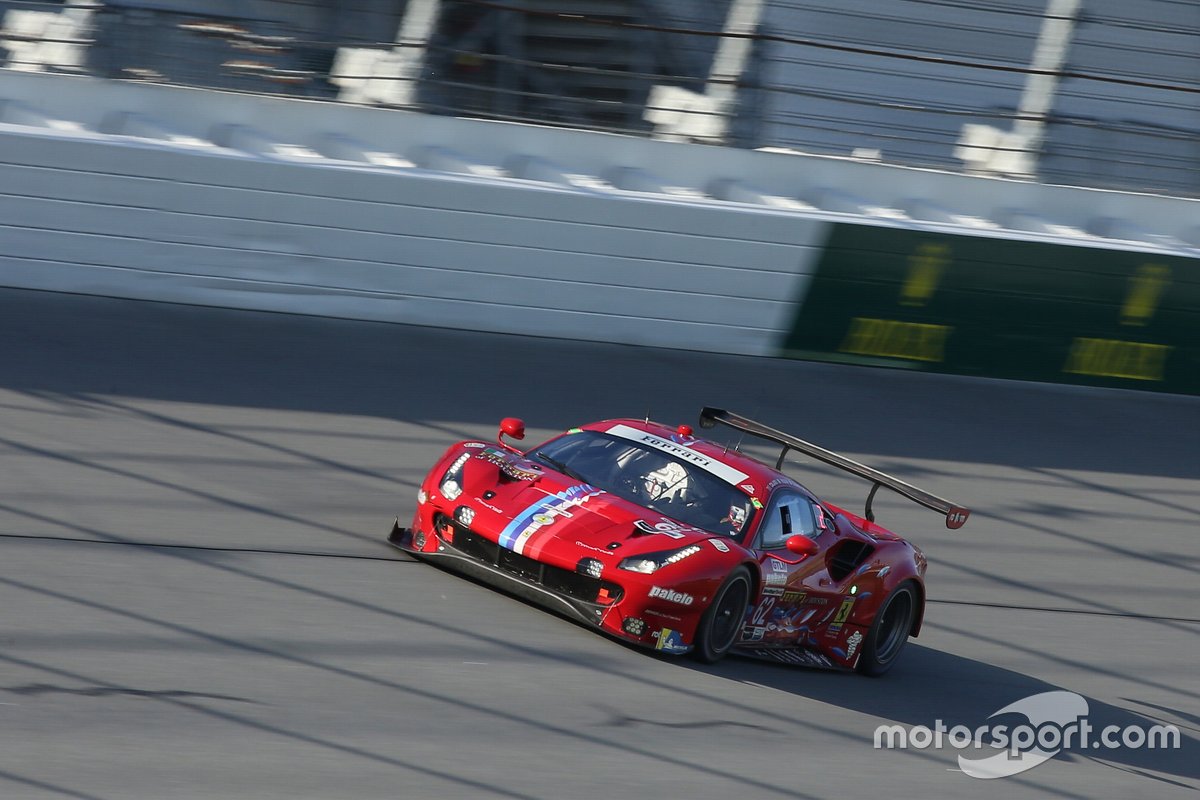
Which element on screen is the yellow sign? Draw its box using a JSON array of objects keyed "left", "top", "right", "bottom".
[
  {"left": 1120, "top": 264, "right": 1170, "bottom": 326},
  {"left": 900, "top": 243, "right": 951, "bottom": 307},
  {"left": 840, "top": 318, "right": 951, "bottom": 362},
  {"left": 1064, "top": 338, "right": 1170, "bottom": 381}
]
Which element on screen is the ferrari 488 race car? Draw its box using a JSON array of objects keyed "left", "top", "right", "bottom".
[{"left": 389, "top": 408, "right": 969, "bottom": 675}]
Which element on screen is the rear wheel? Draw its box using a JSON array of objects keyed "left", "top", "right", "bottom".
[
  {"left": 692, "top": 567, "right": 752, "bottom": 663},
  {"left": 855, "top": 581, "right": 919, "bottom": 676}
]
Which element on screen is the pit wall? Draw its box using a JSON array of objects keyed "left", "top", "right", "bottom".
[{"left": 0, "top": 71, "right": 1195, "bottom": 393}]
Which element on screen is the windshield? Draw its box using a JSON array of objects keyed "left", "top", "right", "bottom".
[{"left": 529, "top": 431, "right": 756, "bottom": 538}]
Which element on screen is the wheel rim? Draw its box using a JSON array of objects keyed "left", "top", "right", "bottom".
[
  {"left": 709, "top": 577, "right": 750, "bottom": 653},
  {"left": 874, "top": 589, "right": 914, "bottom": 664}
]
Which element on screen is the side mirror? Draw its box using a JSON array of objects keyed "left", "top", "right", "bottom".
[
  {"left": 499, "top": 417, "right": 526, "bottom": 445},
  {"left": 785, "top": 535, "right": 819, "bottom": 558}
]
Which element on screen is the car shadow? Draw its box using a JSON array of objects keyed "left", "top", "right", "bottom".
[
  {"left": 675, "top": 644, "right": 1198, "bottom": 790},
  {"left": 407, "top": 544, "right": 1195, "bottom": 792}
]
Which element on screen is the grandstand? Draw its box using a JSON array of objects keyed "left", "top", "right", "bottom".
[{"left": 2, "top": 0, "right": 1197, "bottom": 195}]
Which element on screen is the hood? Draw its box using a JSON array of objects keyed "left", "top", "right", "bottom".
[{"left": 455, "top": 447, "right": 717, "bottom": 567}]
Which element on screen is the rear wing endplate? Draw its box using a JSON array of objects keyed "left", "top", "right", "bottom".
[{"left": 698, "top": 407, "right": 969, "bottom": 530}]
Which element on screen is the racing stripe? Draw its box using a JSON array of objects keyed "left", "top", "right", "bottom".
[
  {"left": 516, "top": 485, "right": 606, "bottom": 556},
  {"left": 497, "top": 484, "right": 603, "bottom": 553},
  {"left": 497, "top": 502, "right": 546, "bottom": 551},
  {"left": 521, "top": 488, "right": 615, "bottom": 560}
]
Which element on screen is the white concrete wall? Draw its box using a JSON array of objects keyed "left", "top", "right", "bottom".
[
  {"left": 0, "top": 70, "right": 1197, "bottom": 359},
  {"left": 0, "top": 122, "right": 828, "bottom": 356}
]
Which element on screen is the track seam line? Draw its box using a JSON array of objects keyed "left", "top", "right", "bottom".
[
  {"left": 927, "top": 597, "right": 1200, "bottom": 624},
  {"left": 5, "top": 532, "right": 1196, "bottom": 623},
  {"left": 0, "top": 532, "right": 411, "bottom": 563}
]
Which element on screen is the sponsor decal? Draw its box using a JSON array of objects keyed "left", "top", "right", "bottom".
[
  {"left": 635, "top": 518, "right": 707, "bottom": 539},
  {"left": 574, "top": 540, "right": 610, "bottom": 554},
  {"left": 463, "top": 442, "right": 487, "bottom": 448},
  {"left": 474, "top": 498, "right": 504, "bottom": 514},
  {"left": 769, "top": 558, "right": 789, "bottom": 572},
  {"left": 764, "top": 571, "right": 787, "bottom": 586},
  {"left": 741, "top": 625, "right": 766, "bottom": 642},
  {"left": 649, "top": 586, "right": 694, "bottom": 605},
  {"left": 766, "top": 476, "right": 798, "bottom": 491},
  {"left": 751, "top": 497, "right": 764, "bottom": 509},
  {"left": 476, "top": 447, "right": 542, "bottom": 481},
  {"left": 827, "top": 597, "right": 856, "bottom": 635},
  {"left": 845, "top": 630, "right": 864, "bottom": 660},
  {"left": 645, "top": 609, "right": 683, "bottom": 621},
  {"left": 781, "top": 590, "right": 807, "bottom": 604},
  {"left": 498, "top": 484, "right": 605, "bottom": 553},
  {"left": 568, "top": 427, "right": 583, "bottom": 434},
  {"left": 740, "top": 483, "right": 756, "bottom": 494},
  {"left": 762, "top": 585, "right": 785, "bottom": 597},
  {"left": 653, "top": 627, "right": 689, "bottom": 653},
  {"left": 605, "top": 424, "right": 750, "bottom": 484},
  {"left": 709, "top": 538, "right": 731, "bottom": 553}
]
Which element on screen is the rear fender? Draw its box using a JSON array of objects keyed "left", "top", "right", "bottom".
[{"left": 845, "top": 553, "right": 924, "bottom": 631}]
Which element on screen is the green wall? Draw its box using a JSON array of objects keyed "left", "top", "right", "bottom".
[{"left": 782, "top": 224, "right": 1200, "bottom": 395}]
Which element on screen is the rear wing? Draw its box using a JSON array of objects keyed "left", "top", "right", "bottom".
[{"left": 698, "top": 407, "right": 969, "bottom": 530}]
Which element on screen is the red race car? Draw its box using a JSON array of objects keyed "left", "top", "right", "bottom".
[{"left": 389, "top": 407, "right": 969, "bottom": 675}]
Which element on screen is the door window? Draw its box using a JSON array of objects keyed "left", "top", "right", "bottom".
[{"left": 757, "top": 490, "right": 821, "bottom": 549}]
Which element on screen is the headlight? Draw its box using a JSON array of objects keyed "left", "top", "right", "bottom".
[
  {"left": 439, "top": 452, "right": 471, "bottom": 500},
  {"left": 618, "top": 544, "right": 702, "bottom": 574}
]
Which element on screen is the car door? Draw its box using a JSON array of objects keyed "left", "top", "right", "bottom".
[{"left": 742, "top": 489, "right": 838, "bottom": 646}]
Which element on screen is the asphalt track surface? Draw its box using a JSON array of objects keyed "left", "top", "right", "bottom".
[{"left": 0, "top": 287, "right": 1196, "bottom": 799}]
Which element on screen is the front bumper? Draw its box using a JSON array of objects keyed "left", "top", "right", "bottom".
[
  {"left": 388, "top": 520, "right": 694, "bottom": 655},
  {"left": 388, "top": 521, "right": 618, "bottom": 630}
]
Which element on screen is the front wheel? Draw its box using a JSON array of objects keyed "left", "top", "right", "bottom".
[
  {"left": 692, "top": 567, "right": 752, "bottom": 663},
  {"left": 855, "top": 581, "right": 920, "bottom": 676}
]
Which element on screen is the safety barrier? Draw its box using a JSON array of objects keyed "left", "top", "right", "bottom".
[
  {"left": 0, "top": 116, "right": 826, "bottom": 358},
  {"left": 0, "top": 71, "right": 1195, "bottom": 392}
]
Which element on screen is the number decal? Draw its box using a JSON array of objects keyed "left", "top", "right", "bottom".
[{"left": 751, "top": 597, "right": 777, "bottom": 626}]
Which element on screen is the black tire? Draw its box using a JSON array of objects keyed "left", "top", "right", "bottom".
[
  {"left": 855, "top": 581, "right": 920, "bottom": 676},
  {"left": 692, "top": 567, "right": 752, "bottom": 663}
]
